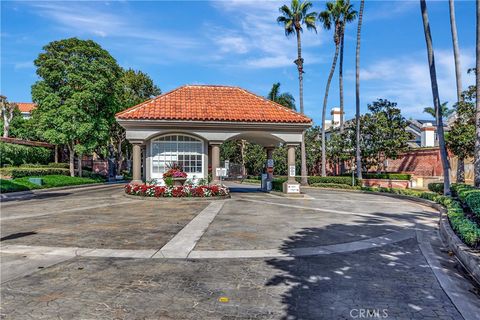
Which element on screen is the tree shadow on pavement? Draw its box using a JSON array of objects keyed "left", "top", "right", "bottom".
[{"left": 264, "top": 213, "right": 464, "bottom": 320}]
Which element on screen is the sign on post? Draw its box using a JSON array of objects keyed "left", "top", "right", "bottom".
[
  {"left": 224, "top": 160, "right": 230, "bottom": 171},
  {"left": 216, "top": 168, "right": 227, "bottom": 177},
  {"left": 287, "top": 184, "right": 300, "bottom": 193},
  {"left": 289, "top": 165, "right": 296, "bottom": 177}
]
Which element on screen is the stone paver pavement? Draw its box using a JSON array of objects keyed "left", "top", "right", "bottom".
[{"left": 1, "top": 184, "right": 479, "bottom": 319}]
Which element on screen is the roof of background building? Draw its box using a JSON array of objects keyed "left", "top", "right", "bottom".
[
  {"left": 15, "top": 102, "right": 37, "bottom": 113},
  {"left": 116, "top": 85, "right": 312, "bottom": 124}
]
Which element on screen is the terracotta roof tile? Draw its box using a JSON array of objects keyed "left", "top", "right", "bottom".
[
  {"left": 15, "top": 102, "right": 37, "bottom": 113},
  {"left": 116, "top": 85, "right": 312, "bottom": 124}
]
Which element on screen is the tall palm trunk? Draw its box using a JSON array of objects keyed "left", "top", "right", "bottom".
[
  {"left": 339, "top": 31, "right": 345, "bottom": 174},
  {"left": 296, "top": 30, "right": 308, "bottom": 185},
  {"left": 355, "top": 0, "right": 364, "bottom": 180},
  {"left": 321, "top": 43, "right": 340, "bottom": 177},
  {"left": 339, "top": 31, "right": 345, "bottom": 133},
  {"left": 420, "top": 0, "right": 451, "bottom": 195},
  {"left": 449, "top": 0, "right": 465, "bottom": 183},
  {"left": 475, "top": 0, "right": 480, "bottom": 187},
  {"left": 449, "top": 0, "right": 463, "bottom": 103}
]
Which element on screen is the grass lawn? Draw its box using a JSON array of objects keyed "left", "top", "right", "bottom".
[{"left": 0, "top": 175, "right": 105, "bottom": 193}]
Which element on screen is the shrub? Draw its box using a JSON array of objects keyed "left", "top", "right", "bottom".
[
  {"left": 0, "top": 142, "right": 52, "bottom": 166},
  {"left": 310, "top": 183, "right": 359, "bottom": 190},
  {"left": 0, "top": 167, "right": 70, "bottom": 178},
  {"left": 428, "top": 182, "right": 444, "bottom": 194},
  {"left": 272, "top": 177, "right": 287, "bottom": 191},
  {"left": 362, "top": 173, "right": 411, "bottom": 180},
  {"left": 307, "top": 176, "right": 355, "bottom": 186},
  {"left": 47, "top": 162, "right": 70, "bottom": 169},
  {"left": 0, "top": 175, "right": 104, "bottom": 193},
  {"left": 452, "top": 184, "right": 480, "bottom": 219}
]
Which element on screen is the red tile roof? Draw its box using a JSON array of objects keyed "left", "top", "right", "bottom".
[
  {"left": 15, "top": 102, "right": 37, "bottom": 113},
  {"left": 116, "top": 85, "right": 312, "bottom": 124}
]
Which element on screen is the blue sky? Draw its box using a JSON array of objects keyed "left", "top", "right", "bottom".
[{"left": 1, "top": 0, "right": 476, "bottom": 125}]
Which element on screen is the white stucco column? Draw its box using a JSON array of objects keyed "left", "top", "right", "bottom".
[
  {"left": 132, "top": 143, "right": 142, "bottom": 184},
  {"left": 283, "top": 144, "right": 300, "bottom": 194},
  {"left": 210, "top": 143, "right": 221, "bottom": 184}
]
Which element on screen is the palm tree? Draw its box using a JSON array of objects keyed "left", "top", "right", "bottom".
[
  {"left": 277, "top": 0, "right": 317, "bottom": 185},
  {"left": 423, "top": 102, "right": 454, "bottom": 120},
  {"left": 475, "top": 0, "right": 480, "bottom": 187},
  {"left": 267, "top": 82, "right": 296, "bottom": 110},
  {"left": 449, "top": 0, "right": 463, "bottom": 104},
  {"left": 318, "top": 0, "right": 349, "bottom": 176},
  {"left": 355, "top": 0, "right": 364, "bottom": 180},
  {"left": 420, "top": 0, "right": 451, "bottom": 195}
]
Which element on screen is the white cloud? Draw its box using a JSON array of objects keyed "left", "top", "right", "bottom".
[
  {"left": 355, "top": 49, "right": 475, "bottom": 116},
  {"left": 209, "top": 0, "right": 325, "bottom": 68},
  {"left": 24, "top": 2, "right": 199, "bottom": 49}
]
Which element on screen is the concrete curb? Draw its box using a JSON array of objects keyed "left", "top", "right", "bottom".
[
  {"left": 123, "top": 193, "right": 231, "bottom": 201},
  {"left": 0, "top": 181, "right": 126, "bottom": 200},
  {"left": 439, "top": 209, "right": 480, "bottom": 285}
]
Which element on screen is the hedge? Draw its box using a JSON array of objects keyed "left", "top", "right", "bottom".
[
  {"left": 361, "top": 173, "right": 411, "bottom": 180},
  {"left": 310, "top": 183, "right": 358, "bottom": 189},
  {"left": 0, "top": 167, "right": 70, "bottom": 178},
  {"left": 428, "top": 182, "right": 444, "bottom": 194},
  {"left": 1, "top": 175, "right": 105, "bottom": 193},
  {"left": 0, "top": 142, "right": 52, "bottom": 167},
  {"left": 452, "top": 184, "right": 480, "bottom": 219},
  {"left": 307, "top": 176, "right": 355, "bottom": 185}
]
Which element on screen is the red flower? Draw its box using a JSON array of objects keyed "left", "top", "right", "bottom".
[
  {"left": 172, "top": 186, "right": 185, "bottom": 197},
  {"left": 154, "top": 186, "right": 166, "bottom": 197},
  {"left": 209, "top": 185, "right": 220, "bottom": 195}
]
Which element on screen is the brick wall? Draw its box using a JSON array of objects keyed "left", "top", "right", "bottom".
[{"left": 385, "top": 148, "right": 443, "bottom": 176}]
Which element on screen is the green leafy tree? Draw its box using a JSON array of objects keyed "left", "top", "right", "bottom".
[
  {"left": 31, "top": 38, "right": 122, "bottom": 176},
  {"left": 113, "top": 68, "right": 161, "bottom": 172},
  {"left": 0, "top": 96, "right": 16, "bottom": 138},
  {"left": 326, "top": 128, "right": 354, "bottom": 174},
  {"left": 277, "top": 0, "right": 317, "bottom": 185},
  {"left": 446, "top": 86, "right": 476, "bottom": 183},
  {"left": 267, "top": 83, "right": 296, "bottom": 110},
  {"left": 0, "top": 109, "right": 39, "bottom": 140},
  {"left": 360, "top": 99, "right": 412, "bottom": 172},
  {"left": 319, "top": 0, "right": 355, "bottom": 176}
]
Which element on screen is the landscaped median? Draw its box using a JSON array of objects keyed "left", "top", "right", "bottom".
[{"left": 124, "top": 183, "right": 230, "bottom": 199}]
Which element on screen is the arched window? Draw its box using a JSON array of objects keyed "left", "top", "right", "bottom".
[{"left": 151, "top": 134, "right": 203, "bottom": 174}]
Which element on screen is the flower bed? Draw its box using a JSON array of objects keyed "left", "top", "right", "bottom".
[{"left": 124, "top": 183, "right": 230, "bottom": 198}]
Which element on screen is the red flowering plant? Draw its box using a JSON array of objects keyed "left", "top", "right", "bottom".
[
  {"left": 124, "top": 183, "right": 229, "bottom": 198},
  {"left": 163, "top": 163, "right": 187, "bottom": 179}
]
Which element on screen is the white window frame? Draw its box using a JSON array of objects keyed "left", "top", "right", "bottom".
[{"left": 150, "top": 134, "right": 205, "bottom": 181}]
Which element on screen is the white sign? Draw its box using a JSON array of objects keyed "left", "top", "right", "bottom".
[
  {"left": 287, "top": 184, "right": 300, "bottom": 193},
  {"left": 267, "top": 159, "right": 274, "bottom": 168},
  {"left": 216, "top": 168, "right": 227, "bottom": 177},
  {"left": 224, "top": 160, "right": 230, "bottom": 170},
  {"left": 289, "top": 165, "right": 296, "bottom": 177}
]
